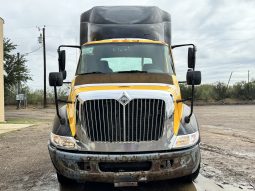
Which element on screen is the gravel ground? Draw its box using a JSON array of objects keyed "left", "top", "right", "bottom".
[
  {"left": 196, "top": 105, "right": 255, "bottom": 190},
  {"left": 0, "top": 105, "right": 254, "bottom": 191}
]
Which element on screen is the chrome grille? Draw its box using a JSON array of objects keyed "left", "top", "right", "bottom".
[{"left": 80, "top": 99, "right": 165, "bottom": 142}]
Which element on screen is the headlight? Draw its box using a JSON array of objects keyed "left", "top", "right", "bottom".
[
  {"left": 50, "top": 133, "right": 80, "bottom": 150},
  {"left": 173, "top": 131, "right": 199, "bottom": 149}
]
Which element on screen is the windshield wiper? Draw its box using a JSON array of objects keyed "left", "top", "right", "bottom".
[
  {"left": 80, "top": 72, "right": 104, "bottom": 75},
  {"left": 117, "top": 70, "right": 148, "bottom": 73}
]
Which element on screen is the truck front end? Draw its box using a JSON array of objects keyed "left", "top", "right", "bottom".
[{"left": 48, "top": 39, "right": 201, "bottom": 186}]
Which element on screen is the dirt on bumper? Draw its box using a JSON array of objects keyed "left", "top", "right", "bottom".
[{"left": 48, "top": 144, "right": 200, "bottom": 183}]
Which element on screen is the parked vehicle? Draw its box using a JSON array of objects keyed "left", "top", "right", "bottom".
[{"left": 48, "top": 6, "right": 201, "bottom": 187}]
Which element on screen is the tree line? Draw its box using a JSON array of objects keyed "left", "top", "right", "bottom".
[
  {"left": 3, "top": 38, "right": 68, "bottom": 106},
  {"left": 5, "top": 81, "right": 254, "bottom": 106},
  {"left": 3, "top": 38, "right": 254, "bottom": 106},
  {"left": 4, "top": 38, "right": 31, "bottom": 98},
  {"left": 180, "top": 81, "right": 255, "bottom": 103}
]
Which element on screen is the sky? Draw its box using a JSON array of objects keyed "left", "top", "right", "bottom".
[{"left": 0, "top": 0, "right": 255, "bottom": 89}]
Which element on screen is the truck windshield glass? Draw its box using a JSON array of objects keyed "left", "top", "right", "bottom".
[{"left": 76, "top": 43, "right": 174, "bottom": 75}]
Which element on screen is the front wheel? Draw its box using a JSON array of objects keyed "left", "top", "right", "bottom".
[
  {"left": 57, "top": 173, "right": 76, "bottom": 185},
  {"left": 183, "top": 164, "right": 200, "bottom": 182}
]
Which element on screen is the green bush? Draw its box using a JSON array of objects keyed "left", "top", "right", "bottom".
[
  {"left": 212, "top": 82, "right": 228, "bottom": 101},
  {"left": 180, "top": 80, "right": 255, "bottom": 102},
  {"left": 231, "top": 81, "right": 255, "bottom": 100},
  {"left": 196, "top": 84, "right": 214, "bottom": 102},
  {"left": 4, "top": 85, "right": 69, "bottom": 106}
]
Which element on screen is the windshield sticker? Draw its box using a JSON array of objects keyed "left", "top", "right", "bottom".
[{"left": 84, "top": 47, "right": 94, "bottom": 55}]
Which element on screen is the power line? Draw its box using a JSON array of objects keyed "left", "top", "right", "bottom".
[{"left": 24, "top": 46, "right": 42, "bottom": 55}]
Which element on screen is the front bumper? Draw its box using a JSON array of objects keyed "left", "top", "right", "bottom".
[{"left": 48, "top": 143, "right": 200, "bottom": 183}]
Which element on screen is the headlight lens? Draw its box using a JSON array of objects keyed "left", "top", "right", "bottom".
[
  {"left": 173, "top": 131, "right": 199, "bottom": 149},
  {"left": 50, "top": 133, "right": 80, "bottom": 150}
]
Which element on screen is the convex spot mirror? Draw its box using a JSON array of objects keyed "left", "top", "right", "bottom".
[
  {"left": 186, "top": 70, "right": 201, "bottom": 85},
  {"left": 62, "top": 70, "right": 67, "bottom": 80},
  {"left": 49, "top": 72, "right": 63, "bottom": 87},
  {"left": 188, "top": 47, "right": 196, "bottom": 69},
  {"left": 58, "top": 50, "right": 66, "bottom": 79},
  {"left": 58, "top": 50, "right": 66, "bottom": 71}
]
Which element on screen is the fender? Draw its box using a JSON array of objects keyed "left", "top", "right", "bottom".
[
  {"left": 178, "top": 104, "right": 199, "bottom": 135},
  {"left": 52, "top": 105, "right": 72, "bottom": 136}
]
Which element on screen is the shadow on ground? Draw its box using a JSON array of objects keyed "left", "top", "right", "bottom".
[{"left": 59, "top": 180, "right": 197, "bottom": 191}]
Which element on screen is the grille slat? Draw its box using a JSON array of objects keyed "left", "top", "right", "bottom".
[
  {"left": 139, "top": 100, "right": 142, "bottom": 141},
  {"left": 93, "top": 100, "right": 98, "bottom": 141},
  {"left": 106, "top": 100, "right": 110, "bottom": 142},
  {"left": 81, "top": 99, "right": 165, "bottom": 142},
  {"left": 157, "top": 100, "right": 163, "bottom": 139},
  {"left": 84, "top": 102, "right": 91, "bottom": 139},
  {"left": 151, "top": 99, "right": 155, "bottom": 140},
  {"left": 88, "top": 102, "right": 92, "bottom": 139},
  {"left": 118, "top": 102, "right": 122, "bottom": 141},
  {"left": 114, "top": 101, "right": 118, "bottom": 142},
  {"left": 143, "top": 99, "right": 146, "bottom": 141},
  {"left": 110, "top": 100, "right": 113, "bottom": 142},
  {"left": 127, "top": 101, "right": 130, "bottom": 142},
  {"left": 102, "top": 100, "right": 106, "bottom": 141},
  {"left": 131, "top": 100, "right": 134, "bottom": 141},
  {"left": 147, "top": 99, "right": 150, "bottom": 141},
  {"left": 97, "top": 100, "right": 103, "bottom": 141},
  {"left": 154, "top": 100, "right": 159, "bottom": 139},
  {"left": 134, "top": 101, "right": 139, "bottom": 142}
]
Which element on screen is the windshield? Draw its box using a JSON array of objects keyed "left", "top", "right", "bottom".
[{"left": 76, "top": 43, "right": 174, "bottom": 75}]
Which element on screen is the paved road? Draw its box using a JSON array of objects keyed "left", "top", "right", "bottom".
[{"left": 0, "top": 106, "right": 254, "bottom": 191}]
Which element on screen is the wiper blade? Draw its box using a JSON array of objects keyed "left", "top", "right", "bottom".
[
  {"left": 117, "top": 70, "right": 147, "bottom": 73},
  {"left": 80, "top": 72, "right": 104, "bottom": 75}
]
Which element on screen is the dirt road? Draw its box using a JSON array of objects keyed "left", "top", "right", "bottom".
[
  {"left": 0, "top": 105, "right": 254, "bottom": 191},
  {"left": 196, "top": 105, "right": 255, "bottom": 190}
]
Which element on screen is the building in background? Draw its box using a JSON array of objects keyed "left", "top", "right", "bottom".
[{"left": 0, "top": 17, "right": 4, "bottom": 122}]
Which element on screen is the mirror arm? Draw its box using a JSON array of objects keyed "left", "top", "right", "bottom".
[
  {"left": 53, "top": 85, "right": 66, "bottom": 125},
  {"left": 176, "top": 97, "right": 192, "bottom": 103},
  {"left": 57, "top": 45, "right": 81, "bottom": 52},
  {"left": 171, "top": 44, "right": 196, "bottom": 50},
  {"left": 184, "top": 84, "right": 195, "bottom": 123}
]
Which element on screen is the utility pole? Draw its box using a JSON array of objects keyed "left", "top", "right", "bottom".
[
  {"left": 227, "top": 71, "right": 233, "bottom": 89},
  {"left": 17, "top": 52, "right": 20, "bottom": 94},
  {"left": 0, "top": 17, "right": 5, "bottom": 122},
  {"left": 38, "top": 26, "right": 47, "bottom": 108},
  {"left": 43, "top": 27, "right": 47, "bottom": 108},
  {"left": 248, "top": 70, "right": 250, "bottom": 99},
  {"left": 248, "top": 70, "right": 250, "bottom": 84}
]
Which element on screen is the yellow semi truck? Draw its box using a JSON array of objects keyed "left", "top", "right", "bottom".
[{"left": 48, "top": 6, "right": 201, "bottom": 186}]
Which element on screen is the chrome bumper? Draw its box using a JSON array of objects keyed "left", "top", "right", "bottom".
[{"left": 48, "top": 144, "right": 200, "bottom": 184}]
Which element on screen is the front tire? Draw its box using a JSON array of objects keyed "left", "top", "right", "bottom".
[
  {"left": 57, "top": 173, "right": 76, "bottom": 185},
  {"left": 183, "top": 164, "right": 200, "bottom": 182}
]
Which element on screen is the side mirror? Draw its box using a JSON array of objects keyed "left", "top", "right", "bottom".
[
  {"left": 186, "top": 70, "right": 201, "bottom": 85},
  {"left": 49, "top": 72, "right": 65, "bottom": 124},
  {"left": 58, "top": 50, "right": 66, "bottom": 72},
  {"left": 188, "top": 47, "right": 196, "bottom": 69},
  {"left": 62, "top": 70, "right": 67, "bottom": 80},
  {"left": 49, "top": 72, "right": 63, "bottom": 87}
]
